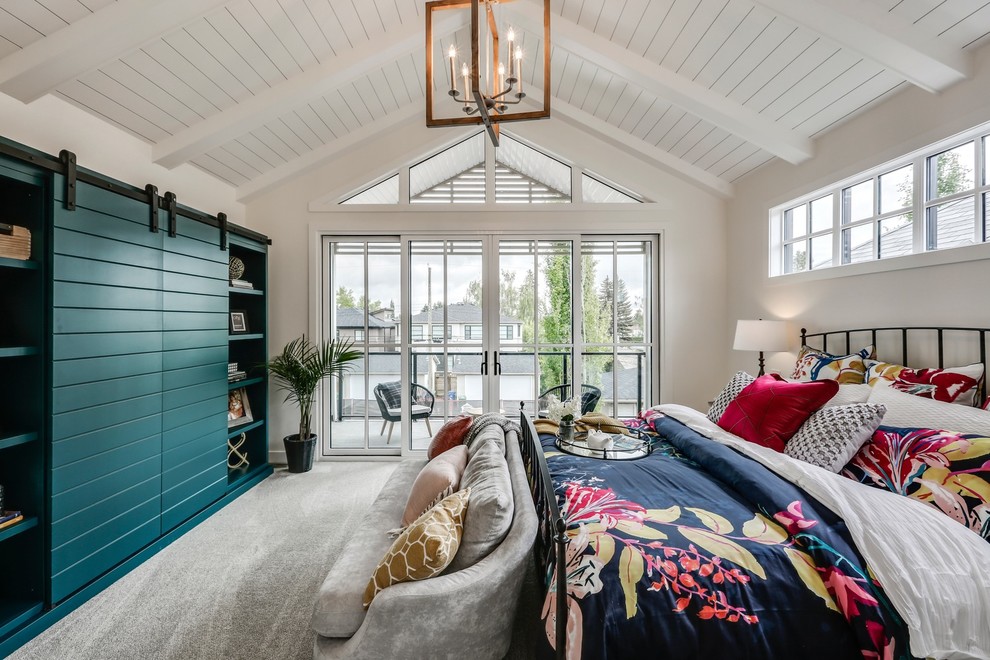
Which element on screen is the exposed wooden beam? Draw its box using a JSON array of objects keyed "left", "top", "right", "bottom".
[
  {"left": 155, "top": 13, "right": 465, "bottom": 170},
  {"left": 236, "top": 103, "right": 424, "bottom": 202},
  {"left": 751, "top": 0, "right": 970, "bottom": 93},
  {"left": 548, "top": 94, "right": 733, "bottom": 198},
  {"left": 0, "top": 0, "right": 231, "bottom": 103},
  {"left": 509, "top": 1, "right": 813, "bottom": 165}
]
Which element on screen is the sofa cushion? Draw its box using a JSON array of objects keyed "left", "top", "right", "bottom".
[
  {"left": 449, "top": 438, "right": 514, "bottom": 571},
  {"left": 401, "top": 445, "right": 468, "bottom": 526},
  {"left": 311, "top": 459, "right": 426, "bottom": 638},
  {"left": 363, "top": 488, "right": 470, "bottom": 607},
  {"left": 466, "top": 423, "right": 508, "bottom": 459}
]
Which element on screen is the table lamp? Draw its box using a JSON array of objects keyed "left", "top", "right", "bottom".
[{"left": 733, "top": 319, "right": 790, "bottom": 376}]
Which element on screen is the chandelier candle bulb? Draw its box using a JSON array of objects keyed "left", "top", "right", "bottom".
[
  {"left": 507, "top": 28, "right": 515, "bottom": 78},
  {"left": 449, "top": 45, "right": 457, "bottom": 94}
]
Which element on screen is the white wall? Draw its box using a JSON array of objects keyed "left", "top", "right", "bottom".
[
  {"left": 246, "top": 117, "right": 729, "bottom": 460},
  {"left": 0, "top": 94, "right": 244, "bottom": 220},
  {"left": 727, "top": 44, "right": 990, "bottom": 379}
]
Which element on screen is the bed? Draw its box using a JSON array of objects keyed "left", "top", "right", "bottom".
[{"left": 521, "top": 326, "right": 990, "bottom": 660}]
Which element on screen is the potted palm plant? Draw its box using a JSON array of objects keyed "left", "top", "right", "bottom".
[{"left": 268, "top": 335, "right": 361, "bottom": 473}]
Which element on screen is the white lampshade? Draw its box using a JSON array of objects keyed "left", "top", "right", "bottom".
[{"left": 733, "top": 319, "right": 790, "bottom": 352}]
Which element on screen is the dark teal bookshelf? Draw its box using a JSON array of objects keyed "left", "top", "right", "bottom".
[
  {"left": 227, "top": 235, "right": 269, "bottom": 487},
  {"left": 0, "top": 155, "right": 47, "bottom": 649},
  {"left": 0, "top": 137, "right": 273, "bottom": 658}
]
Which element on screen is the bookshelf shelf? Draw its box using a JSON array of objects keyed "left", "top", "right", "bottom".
[
  {"left": 227, "top": 419, "right": 264, "bottom": 438},
  {"left": 0, "top": 599, "right": 43, "bottom": 640},
  {"left": 226, "top": 463, "right": 270, "bottom": 491},
  {"left": 228, "top": 377, "right": 264, "bottom": 390},
  {"left": 0, "top": 257, "right": 38, "bottom": 270},
  {"left": 229, "top": 287, "right": 263, "bottom": 296},
  {"left": 229, "top": 333, "right": 263, "bottom": 342},
  {"left": 0, "top": 516, "right": 38, "bottom": 544},
  {"left": 0, "top": 431, "right": 37, "bottom": 451},
  {"left": 0, "top": 346, "right": 38, "bottom": 359}
]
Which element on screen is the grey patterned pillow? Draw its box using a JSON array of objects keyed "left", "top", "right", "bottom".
[
  {"left": 707, "top": 372, "right": 756, "bottom": 423},
  {"left": 785, "top": 403, "right": 886, "bottom": 472}
]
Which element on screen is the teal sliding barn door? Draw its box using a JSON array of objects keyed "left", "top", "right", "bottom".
[
  {"left": 50, "top": 181, "right": 235, "bottom": 601},
  {"left": 50, "top": 179, "right": 164, "bottom": 604},
  {"left": 160, "top": 215, "right": 228, "bottom": 532}
]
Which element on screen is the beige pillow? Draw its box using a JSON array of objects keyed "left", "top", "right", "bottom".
[
  {"left": 448, "top": 439, "right": 513, "bottom": 571},
  {"left": 401, "top": 445, "right": 468, "bottom": 526},
  {"left": 363, "top": 488, "right": 470, "bottom": 608}
]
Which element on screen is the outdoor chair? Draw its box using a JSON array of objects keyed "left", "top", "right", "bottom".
[{"left": 373, "top": 381, "right": 435, "bottom": 443}]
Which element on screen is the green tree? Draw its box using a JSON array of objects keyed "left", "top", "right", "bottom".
[
  {"left": 539, "top": 251, "right": 572, "bottom": 390},
  {"left": 335, "top": 287, "right": 382, "bottom": 311},
  {"left": 336, "top": 286, "right": 358, "bottom": 309},
  {"left": 598, "top": 276, "right": 635, "bottom": 341}
]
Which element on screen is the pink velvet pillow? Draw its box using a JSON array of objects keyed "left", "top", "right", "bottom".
[
  {"left": 401, "top": 445, "right": 468, "bottom": 526},
  {"left": 427, "top": 415, "right": 473, "bottom": 459},
  {"left": 717, "top": 374, "right": 838, "bottom": 452}
]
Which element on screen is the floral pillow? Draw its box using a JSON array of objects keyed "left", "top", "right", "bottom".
[
  {"left": 791, "top": 345, "right": 874, "bottom": 384},
  {"left": 865, "top": 360, "right": 984, "bottom": 406},
  {"left": 842, "top": 426, "right": 990, "bottom": 540}
]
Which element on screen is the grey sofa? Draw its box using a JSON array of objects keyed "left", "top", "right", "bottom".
[{"left": 312, "top": 425, "right": 539, "bottom": 660}]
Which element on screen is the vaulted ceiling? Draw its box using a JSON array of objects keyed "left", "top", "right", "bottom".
[{"left": 1, "top": 0, "right": 987, "bottom": 200}]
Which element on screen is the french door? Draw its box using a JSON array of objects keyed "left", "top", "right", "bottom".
[{"left": 321, "top": 234, "right": 657, "bottom": 456}]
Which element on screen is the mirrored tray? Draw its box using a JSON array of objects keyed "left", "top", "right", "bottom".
[{"left": 555, "top": 427, "right": 652, "bottom": 460}]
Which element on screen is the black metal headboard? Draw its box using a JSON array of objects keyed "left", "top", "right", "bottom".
[{"left": 800, "top": 326, "right": 989, "bottom": 400}]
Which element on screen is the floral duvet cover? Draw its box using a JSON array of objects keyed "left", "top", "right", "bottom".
[{"left": 540, "top": 413, "right": 913, "bottom": 660}]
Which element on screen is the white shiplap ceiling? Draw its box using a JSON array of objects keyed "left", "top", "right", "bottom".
[{"left": 0, "top": 0, "right": 988, "bottom": 200}]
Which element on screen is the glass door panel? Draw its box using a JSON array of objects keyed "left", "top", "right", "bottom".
[
  {"left": 580, "top": 239, "right": 654, "bottom": 418},
  {"left": 498, "top": 239, "right": 576, "bottom": 416},
  {"left": 325, "top": 239, "right": 402, "bottom": 454},
  {"left": 408, "top": 239, "right": 485, "bottom": 451}
]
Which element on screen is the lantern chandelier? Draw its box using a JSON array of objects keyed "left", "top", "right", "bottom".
[{"left": 425, "top": 0, "right": 551, "bottom": 147}]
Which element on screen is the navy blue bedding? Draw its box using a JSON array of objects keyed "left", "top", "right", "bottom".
[{"left": 539, "top": 413, "right": 913, "bottom": 660}]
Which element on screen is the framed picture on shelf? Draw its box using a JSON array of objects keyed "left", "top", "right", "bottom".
[
  {"left": 228, "top": 387, "right": 253, "bottom": 427},
  {"left": 230, "top": 310, "right": 249, "bottom": 334}
]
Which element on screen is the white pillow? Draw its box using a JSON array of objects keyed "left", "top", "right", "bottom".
[
  {"left": 785, "top": 403, "right": 886, "bottom": 472},
  {"left": 824, "top": 384, "right": 873, "bottom": 408},
  {"left": 867, "top": 380, "right": 990, "bottom": 436},
  {"left": 707, "top": 371, "right": 755, "bottom": 423}
]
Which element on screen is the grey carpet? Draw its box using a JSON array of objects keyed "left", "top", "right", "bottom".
[{"left": 10, "top": 463, "right": 544, "bottom": 660}]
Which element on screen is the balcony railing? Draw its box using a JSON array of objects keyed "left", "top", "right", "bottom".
[{"left": 336, "top": 350, "right": 647, "bottom": 420}]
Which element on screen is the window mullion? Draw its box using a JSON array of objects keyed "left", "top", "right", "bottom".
[{"left": 913, "top": 158, "right": 925, "bottom": 253}]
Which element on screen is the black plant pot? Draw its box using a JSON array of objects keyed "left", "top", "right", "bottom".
[{"left": 283, "top": 433, "right": 317, "bottom": 473}]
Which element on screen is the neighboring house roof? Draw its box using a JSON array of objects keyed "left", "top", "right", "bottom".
[
  {"left": 336, "top": 307, "right": 396, "bottom": 329},
  {"left": 409, "top": 302, "right": 520, "bottom": 325},
  {"left": 848, "top": 199, "right": 974, "bottom": 263}
]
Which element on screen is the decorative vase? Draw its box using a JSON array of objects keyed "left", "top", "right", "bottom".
[
  {"left": 284, "top": 433, "right": 317, "bottom": 473},
  {"left": 559, "top": 420, "right": 576, "bottom": 443}
]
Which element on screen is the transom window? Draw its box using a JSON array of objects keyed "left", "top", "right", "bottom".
[
  {"left": 340, "top": 131, "right": 644, "bottom": 205},
  {"left": 772, "top": 123, "right": 990, "bottom": 276}
]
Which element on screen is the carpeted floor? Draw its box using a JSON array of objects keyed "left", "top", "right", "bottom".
[{"left": 11, "top": 463, "right": 543, "bottom": 660}]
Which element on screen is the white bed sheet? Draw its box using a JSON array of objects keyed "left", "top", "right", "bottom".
[{"left": 654, "top": 403, "right": 990, "bottom": 660}]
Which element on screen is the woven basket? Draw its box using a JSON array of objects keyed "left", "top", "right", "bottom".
[{"left": 0, "top": 224, "right": 31, "bottom": 260}]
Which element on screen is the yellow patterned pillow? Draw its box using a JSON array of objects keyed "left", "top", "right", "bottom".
[
  {"left": 363, "top": 488, "right": 470, "bottom": 608},
  {"left": 791, "top": 345, "right": 874, "bottom": 384}
]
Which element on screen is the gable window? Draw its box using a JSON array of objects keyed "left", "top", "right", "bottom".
[
  {"left": 499, "top": 324, "right": 513, "bottom": 340},
  {"left": 410, "top": 133, "right": 485, "bottom": 204},
  {"left": 338, "top": 131, "right": 645, "bottom": 205},
  {"left": 494, "top": 134, "right": 570, "bottom": 203},
  {"left": 582, "top": 173, "right": 641, "bottom": 203},
  {"left": 341, "top": 174, "right": 399, "bottom": 205},
  {"left": 771, "top": 122, "right": 989, "bottom": 276}
]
